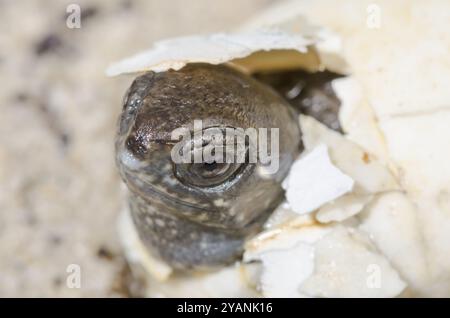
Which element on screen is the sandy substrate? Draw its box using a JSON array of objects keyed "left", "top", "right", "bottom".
[{"left": 0, "top": 0, "right": 274, "bottom": 297}]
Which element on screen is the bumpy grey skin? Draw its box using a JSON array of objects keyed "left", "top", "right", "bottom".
[{"left": 115, "top": 64, "right": 301, "bottom": 270}]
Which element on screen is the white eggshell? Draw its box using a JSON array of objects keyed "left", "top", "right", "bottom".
[
  {"left": 300, "top": 115, "right": 400, "bottom": 194},
  {"left": 358, "top": 192, "right": 430, "bottom": 295},
  {"left": 256, "top": 243, "right": 315, "bottom": 297},
  {"left": 299, "top": 227, "right": 406, "bottom": 298},
  {"left": 244, "top": 220, "right": 334, "bottom": 297},
  {"left": 106, "top": 29, "right": 315, "bottom": 76},
  {"left": 282, "top": 144, "right": 354, "bottom": 215},
  {"left": 316, "top": 193, "right": 373, "bottom": 223},
  {"left": 257, "top": 0, "right": 450, "bottom": 296},
  {"left": 245, "top": 222, "right": 406, "bottom": 297}
]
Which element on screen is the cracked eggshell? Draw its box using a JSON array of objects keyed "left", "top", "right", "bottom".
[
  {"left": 245, "top": 222, "right": 406, "bottom": 297},
  {"left": 379, "top": 113, "right": 450, "bottom": 293},
  {"left": 106, "top": 29, "right": 320, "bottom": 76},
  {"left": 299, "top": 227, "right": 406, "bottom": 298},
  {"left": 282, "top": 144, "right": 354, "bottom": 215},
  {"left": 245, "top": 217, "right": 333, "bottom": 259},
  {"left": 332, "top": 77, "right": 392, "bottom": 166},
  {"left": 357, "top": 192, "right": 430, "bottom": 295},
  {"left": 244, "top": 218, "right": 334, "bottom": 297},
  {"left": 247, "top": 0, "right": 450, "bottom": 296},
  {"left": 263, "top": 202, "right": 300, "bottom": 229},
  {"left": 255, "top": 242, "right": 315, "bottom": 297},
  {"left": 300, "top": 115, "right": 399, "bottom": 194},
  {"left": 316, "top": 193, "right": 373, "bottom": 223},
  {"left": 270, "top": 114, "right": 397, "bottom": 224}
]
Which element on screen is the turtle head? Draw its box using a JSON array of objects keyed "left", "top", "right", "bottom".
[{"left": 115, "top": 63, "right": 300, "bottom": 232}]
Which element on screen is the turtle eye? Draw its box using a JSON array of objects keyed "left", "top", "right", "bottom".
[
  {"left": 172, "top": 127, "right": 250, "bottom": 189},
  {"left": 174, "top": 161, "right": 246, "bottom": 188},
  {"left": 192, "top": 161, "right": 232, "bottom": 179}
]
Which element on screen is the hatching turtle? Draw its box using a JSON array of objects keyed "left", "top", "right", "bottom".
[
  {"left": 115, "top": 60, "right": 344, "bottom": 270},
  {"left": 108, "top": 0, "right": 450, "bottom": 297}
]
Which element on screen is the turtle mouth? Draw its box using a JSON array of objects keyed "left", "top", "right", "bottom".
[{"left": 121, "top": 168, "right": 256, "bottom": 231}]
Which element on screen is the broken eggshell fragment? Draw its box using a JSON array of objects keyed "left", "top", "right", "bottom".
[
  {"left": 244, "top": 223, "right": 406, "bottom": 297},
  {"left": 242, "top": 115, "right": 406, "bottom": 297},
  {"left": 281, "top": 144, "right": 354, "bottom": 215},
  {"left": 106, "top": 29, "right": 319, "bottom": 76}
]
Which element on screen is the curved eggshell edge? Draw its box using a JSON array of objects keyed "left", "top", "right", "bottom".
[{"left": 105, "top": 29, "right": 322, "bottom": 76}]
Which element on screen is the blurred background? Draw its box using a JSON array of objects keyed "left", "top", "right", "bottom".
[{"left": 0, "top": 0, "right": 275, "bottom": 297}]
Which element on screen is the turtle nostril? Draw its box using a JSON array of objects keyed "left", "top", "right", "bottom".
[{"left": 125, "top": 134, "right": 148, "bottom": 159}]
